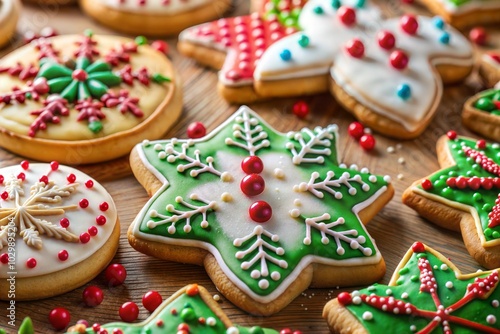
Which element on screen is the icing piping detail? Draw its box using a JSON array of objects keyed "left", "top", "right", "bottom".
[{"left": 286, "top": 126, "right": 336, "bottom": 165}]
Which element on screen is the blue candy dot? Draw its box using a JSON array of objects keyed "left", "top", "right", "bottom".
[
  {"left": 331, "top": 0, "right": 341, "bottom": 9},
  {"left": 313, "top": 6, "right": 324, "bottom": 14},
  {"left": 439, "top": 32, "right": 450, "bottom": 44},
  {"left": 280, "top": 49, "right": 292, "bottom": 61},
  {"left": 432, "top": 16, "right": 445, "bottom": 29},
  {"left": 397, "top": 83, "right": 411, "bottom": 100}
]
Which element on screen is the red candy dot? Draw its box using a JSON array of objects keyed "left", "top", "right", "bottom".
[
  {"left": 60, "top": 218, "right": 70, "bottom": 228},
  {"left": 79, "top": 198, "right": 89, "bottom": 208},
  {"left": 469, "top": 27, "right": 487, "bottom": 45},
  {"left": 17, "top": 173, "right": 25, "bottom": 181},
  {"left": 186, "top": 284, "right": 199, "bottom": 296},
  {"left": 85, "top": 180, "right": 94, "bottom": 188},
  {"left": 377, "top": 30, "right": 396, "bottom": 49},
  {"left": 83, "top": 286, "right": 104, "bottom": 307},
  {"left": 88, "top": 226, "right": 98, "bottom": 237},
  {"left": 20, "top": 160, "right": 29, "bottom": 170},
  {"left": 39, "top": 175, "right": 49, "bottom": 184},
  {"left": 105, "top": 263, "right": 127, "bottom": 286},
  {"left": 468, "top": 177, "right": 481, "bottom": 190},
  {"left": 187, "top": 122, "right": 207, "bottom": 139},
  {"left": 280, "top": 329, "right": 292, "bottom": 334},
  {"left": 80, "top": 232, "right": 91, "bottom": 244},
  {"left": 119, "top": 302, "right": 139, "bottom": 322},
  {"left": 72, "top": 69, "right": 88, "bottom": 82},
  {"left": 292, "top": 101, "right": 310, "bottom": 119},
  {"left": 390, "top": 50, "right": 409, "bottom": 70},
  {"left": 99, "top": 202, "right": 109, "bottom": 211},
  {"left": 477, "top": 140, "right": 487, "bottom": 149},
  {"left": 113, "top": 329, "right": 124, "bottom": 334},
  {"left": 58, "top": 250, "right": 69, "bottom": 261},
  {"left": 26, "top": 258, "right": 37, "bottom": 268},
  {"left": 412, "top": 241, "right": 426, "bottom": 253},
  {"left": 348, "top": 122, "right": 365, "bottom": 140},
  {"left": 0, "top": 175, "right": 3, "bottom": 184},
  {"left": 241, "top": 156, "right": 264, "bottom": 174},
  {"left": 240, "top": 174, "right": 265, "bottom": 197},
  {"left": 345, "top": 38, "right": 364, "bottom": 58},
  {"left": 447, "top": 130, "right": 457, "bottom": 140},
  {"left": 400, "top": 15, "right": 418, "bottom": 35},
  {"left": 0, "top": 253, "right": 9, "bottom": 264},
  {"left": 67, "top": 174, "right": 76, "bottom": 183},
  {"left": 142, "top": 290, "right": 163, "bottom": 313},
  {"left": 50, "top": 161, "right": 59, "bottom": 171},
  {"left": 92, "top": 324, "right": 101, "bottom": 332},
  {"left": 156, "top": 319, "right": 164, "bottom": 327},
  {"left": 359, "top": 134, "right": 376, "bottom": 151},
  {"left": 337, "top": 6, "right": 356, "bottom": 26},
  {"left": 151, "top": 40, "right": 169, "bottom": 55},
  {"left": 1, "top": 192, "right": 8, "bottom": 200},
  {"left": 249, "top": 201, "right": 272, "bottom": 223},
  {"left": 421, "top": 179, "right": 433, "bottom": 191},
  {"left": 49, "top": 307, "right": 71, "bottom": 331},
  {"left": 96, "top": 215, "right": 107, "bottom": 225},
  {"left": 337, "top": 292, "right": 352, "bottom": 305}
]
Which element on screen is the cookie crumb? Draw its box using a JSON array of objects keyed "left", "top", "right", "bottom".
[
  {"left": 397, "top": 173, "right": 404, "bottom": 180},
  {"left": 213, "top": 294, "right": 220, "bottom": 302},
  {"left": 386, "top": 146, "right": 395, "bottom": 153},
  {"left": 398, "top": 157, "right": 405, "bottom": 164}
]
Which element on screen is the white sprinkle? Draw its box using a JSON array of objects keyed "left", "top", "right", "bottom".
[
  {"left": 206, "top": 317, "right": 217, "bottom": 326},
  {"left": 410, "top": 325, "right": 416, "bottom": 332},
  {"left": 352, "top": 296, "right": 362, "bottom": 305},
  {"left": 401, "top": 292, "right": 409, "bottom": 299},
  {"left": 362, "top": 311, "right": 373, "bottom": 320},
  {"left": 398, "top": 157, "right": 405, "bottom": 164},
  {"left": 492, "top": 300, "right": 499, "bottom": 307},
  {"left": 386, "top": 146, "right": 395, "bottom": 153},
  {"left": 213, "top": 294, "right": 220, "bottom": 302},
  {"left": 397, "top": 173, "right": 404, "bottom": 180},
  {"left": 386, "top": 289, "right": 392, "bottom": 295},
  {"left": 440, "top": 264, "right": 448, "bottom": 271},
  {"left": 445, "top": 281, "right": 453, "bottom": 289},
  {"left": 487, "top": 315, "right": 496, "bottom": 324},
  {"left": 364, "top": 127, "right": 372, "bottom": 134}
]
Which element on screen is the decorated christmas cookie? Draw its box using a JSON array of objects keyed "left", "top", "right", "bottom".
[
  {"left": 462, "top": 85, "right": 500, "bottom": 142},
  {"left": 417, "top": 0, "right": 500, "bottom": 28},
  {"left": 0, "top": 161, "right": 120, "bottom": 300},
  {"left": 323, "top": 242, "right": 500, "bottom": 333},
  {"left": 480, "top": 51, "right": 500, "bottom": 88},
  {"left": 0, "top": 31, "right": 182, "bottom": 164},
  {"left": 66, "top": 284, "right": 300, "bottom": 334},
  {"left": 80, "top": 0, "right": 232, "bottom": 36},
  {"left": 0, "top": 0, "right": 21, "bottom": 49},
  {"left": 179, "top": 0, "right": 473, "bottom": 139},
  {"left": 128, "top": 106, "right": 394, "bottom": 315},
  {"left": 403, "top": 133, "right": 500, "bottom": 269}
]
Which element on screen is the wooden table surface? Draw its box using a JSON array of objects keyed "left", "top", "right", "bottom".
[{"left": 0, "top": 1, "right": 499, "bottom": 333}]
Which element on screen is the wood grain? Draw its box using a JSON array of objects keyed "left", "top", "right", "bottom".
[{"left": 0, "top": 0, "right": 499, "bottom": 333}]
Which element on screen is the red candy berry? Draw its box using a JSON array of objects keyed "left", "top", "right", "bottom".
[
  {"left": 88, "top": 226, "right": 98, "bottom": 237},
  {"left": 85, "top": 180, "right": 94, "bottom": 188},
  {"left": 1, "top": 192, "right": 8, "bottom": 200},
  {"left": 26, "top": 258, "right": 37, "bottom": 268},
  {"left": 151, "top": 40, "right": 169, "bottom": 55},
  {"left": 105, "top": 263, "right": 127, "bottom": 286},
  {"left": 345, "top": 38, "right": 364, "bottom": 58},
  {"left": 240, "top": 174, "right": 266, "bottom": 197},
  {"left": 477, "top": 139, "right": 487, "bottom": 149},
  {"left": 241, "top": 156, "right": 264, "bottom": 174},
  {"left": 39, "top": 175, "right": 49, "bottom": 184},
  {"left": 83, "top": 286, "right": 104, "bottom": 307},
  {"left": 390, "top": 50, "right": 409, "bottom": 70},
  {"left": 337, "top": 292, "right": 352, "bottom": 305},
  {"left": 377, "top": 30, "right": 396, "bottom": 50},
  {"left": 348, "top": 122, "right": 365, "bottom": 140},
  {"left": 60, "top": 218, "right": 70, "bottom": 228},
  {"left": 469, "top": 27, "right": 487, "bottom": 45},
  {"left": 0, "top": 253, "right": 9, "bottom": 264},
  {"left": 412, "top": 241, "right": 426, "bottom": 253},
  {"left": 421, "top": 179, "right": 433, "bottom": 191},
  {"left": 79, "top": 198, "right": 89, "bottom": 208},
  {"left": 359, "top": 134, "right": 375, "bottom": 151},
  {"left": 447, "top": 130, "right": 457, "bottom": 140},
  {"left": 119, "top": 302, "right": 139, "bottom": 322},
  {"left": 292, "top": 100, "right": 310, "bottom": 119},
  {"left": 96, "top": 215, "right": 107, "bottom": 226},
  {"left": 17, "top": 173, "right": 25, "bottom": 181},
  {"left": 400, "top": 15, "right": 418, "bottom": 35},
  {"left": 249, "top": 201, "right": 272, "bottom": 223},
  {"left": 67, "top": 173, "right": 76, "bottom": 183},
  {"left": 337, "top": 6, "right": 356, "bottom": 26},
  {"left": 58, "top": 250, "right": 69, "bottom": 261},
  {"left": 20, "top": 160, "right": 29, "bottom": 170},
  {"left": 80, "top": 232, "right": 91, "bottom": 244},
  {"left": 142, "top": 290, "right": 163, "bottom": 313},
  {"left": 99, "top": 202, "right": 109, "bottom": 211},
  {"left": 72, "top": 69, "right": 88, "bottom": 82},
  {"left": 49, "top": 307, "right": 71, "bottom": 331},
  {"left": 187, "top": 122, "right": 206, "bottom": 139}
]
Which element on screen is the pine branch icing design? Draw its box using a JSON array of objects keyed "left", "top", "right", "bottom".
[
  {"left": 286, "top": 126, "right": 337, "bottom": 165},
  {"left": 133, "top": 106, "right": 392, "bottom": 302}
]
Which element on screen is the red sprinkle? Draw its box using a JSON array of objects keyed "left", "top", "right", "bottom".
[
  {"left": 96, "top": 215, "right": 107, "bottom": 225},
  {"left": 119, "top": 302, "right": 139, "bottom": 322},
  {"left": 447, "top": 130, "right": 457, "bottom": 140},
  {"left": 67, "top": 173, "right": 76, "bottom": 183},
  {"left": 85, "top": 180, "right": 94, "bottom": 188},
  {"left": 241, "top": 156, "right": 264, "bottom": 174},
  {"left": 249, "top": 201, "right": 273, "bottom": 223},
  {"left": 17, "top": 173, "right": 26, "bottom": 181},
  {"left": 88, "top": 226, "right": 98, "bottom": 236},
  {"left": 60, "top": 218, "right": 70, "bottom": 228},
  {"left": 26, "top": 258, "right": 37, "bottom": 268},
  {"left": 48, "top": 307, "right": 71, "bottom": 331},
  {"left": 337, "top": 292, "right": 352, "bottom": 305},
  {"left": 80, "top": 232, "right": 91, "bottom": 244},
  {"left": 142, "top": 290, "right": 163, "bottom": 313},
  {"left": 50, "top": 161, "right": 59, "bottom": 171},
  {"left": 20, "top": 160, "right": 29, "bottom": 170},
  {"left": 421, "top": 179, "right": 433, "bottom": 191},
  {"left": 39, "top": 175, "right": 49, "bottom": 184},
  {"left": 400, "top": 15, "right": 418, "bottom": 35},
  {"left": 359, "top": 134, "right": 376, "bottom": 151},
  {"left": 377, "top": 30, "right": 396, "bottom": 49},
  {"left": 187, "top": 122, "right": 207, "bottom": 139},
  {"left": 345, "top": 38, "right": 365, "bottom": 58},
  {"left": 79, "top": 198, "right": 89, "bottom": 208},
  {"left": 477, "top": 139, "right": 487, "bottom": 149},
  {"left": 469, "top": 27, "right": 487, "bottom": 45},
  {"left": 390, "top": 50, "right": 409, "bottom": 70},
  {"left": 337, "top": 6, "right": 356, "bottom": 26},
  {"left": 151, "top": 40, "right": 169, "bottom": 55},
  {"left": 0, "top": 253, "right": 9, "bottom": 264},
  {"left": 412, "top": 241, "right": 426, "bottom": 253},
  {"left": 1, "top": 191, "right": 9, "bottom": 200},
  {"left": 99, "top": 202, "right": 109, "bottom": 211},
  {"left": 186, "top": 284, "right": 199, "bottom": 296},
  {"left": 58, "top": 250, "right": 69, "bottom": 261},
  {"left": 105, "top": 263, "right": 127, "bottom": 286},
  {"left": 348, "top": 122, "right": 365, "bottom": 140},
  {"left": 83, "top": 286, "right": 104, "bottom": 307},
  {"left": 292, "top": 100, "right": 310, "bottom": 119}
]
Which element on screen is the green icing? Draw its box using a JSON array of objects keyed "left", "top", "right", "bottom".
[
  {"left": 135, "top": 107, "right": 389, "bottom": 298},
  {"left": 264, "top": 0, "right": 302, "bottom": 29},
  {"left": 474, "top": 89, "right": 500, "bottom": 116},
  {"left": 418, "top": 136, "right": 500, "bottom": 242},
  {"left": 18, "top": 317, "right": 34, "bottom": 334},
  {"left": 345, "top": 245, "right": 500, "bottom": 333}
]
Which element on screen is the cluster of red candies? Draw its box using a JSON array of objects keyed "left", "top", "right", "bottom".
[{"left": 348, "top": 122, "right": 376, "bottom": 151}]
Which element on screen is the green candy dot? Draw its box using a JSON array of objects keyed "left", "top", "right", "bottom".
[
  {"left": 466, "top": 157, "right": 473, "bottom": 164},
  {"left": 331, "top": 0, "right": 341, "bottom": 8},
  {"left": 180, "top": 307, "right": 196, "bottom": 322},
  {"left": 313, "top": 6, "right": 324, "bottom": 14},
  {"left": 475, "top": 97, "right": 495, "bottom": 111},
  {"left": 485, "top": 228, "right": 493, "bottom": 237},
  {"left": 483, "top": 203, "right": 493, "bottom": 211},
  {"left": 291, "top": 8, "right": 301, "bottom": 18},
  {"left": 356, "top": 0, "right": 366, "bottom": 7},
  {"left": 434, "top": 180, "right": 445, "bottom": 188},
  {"left": 417, "top": 253, "right": 427, "bottom": 259},
  {"left": 410, "top": 275, "right": 419, "bottom": 282},
  {"left": 298, "top": 35, "right": 309, "bottom": 47},
  {"left": 466, "top": 170, "right": 475, "bottom": 177},
  {"left": 25, "top": 92, "right": 32, "bottom": 99},
  {"left": 84, "top": 29, "right": 93, "bottom": 37},
  {"left": 135, "top": 35, "right": 148, "bottom": 45},
  {"left": 448, "top": 171, "right": 458, "bottom": 177},
  {"left": 88, "top": 121, "right": 103, "bottom": 133},
  {"left": 439, "top": 175, "right": 447, "bottom": 180},
  {"left": 473, "top": 193, "right": 482, "bottom": 201},
  {"left": 284, "top": 17, "right": 296, "bottom": 27},
  {"left": 493, "top": 231, "right": 500, "bottom": 239},
  {"left": 152, "top": 73, "right": 171, "bottom": 83},
  {"left": 250, "top": 326, "right": 265, "bottom": 334},
  {"left": 493, "top": 92, "right": 500, "bottom": 101},
  {"left": 396, "top": 278, "right": 404, "bottom": 285},
  {"left": 441, "top": 187, "right": 453, "bottom": 196},
  {"left": 399, "top": 267, "right": 409, "bottom": 275}
]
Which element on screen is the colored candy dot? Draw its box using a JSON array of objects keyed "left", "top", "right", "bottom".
[
  {"left": 143, "top": 291, "right": 163, "bottom": 313},
  {"left": 313, "top": 6, "right": 324, "bottom": 14},
  {"left": 377, "top": 30, "right": 395, "bottom": 50},
  {"left": 348, "top": 122, "right": 365, "bottom": 140},
  {"left": 241, "top": 174, "right": 265, "bottom": 197},
  {"left": 58, "top": 250, "right": 69, "bottom": 261},
  {"left": 412, "top": 242, "right": 426, "bottom": 253},
  {"left": 1, "top": 192, "right": 8, "bottom": 200},
  {"left": 49, "top": 307, "right": 71, "bottom": 331},
  {"left": 105, "top": 263, "right": 127, "bottom": 286},
  {"left": 84, "top": 29, "right": 93, "bottom": 37},
  {"left": 135, "top": 36, "right": 148, "bottom": 45},
  {"left": 338, "top": 6, "right": 356, "bottom": 26},
  {"left": 359, "top": 134, "right": 375, "bottom": 151},
  {"left": 79, "top": 198, "right": 89, "bottom": 208},
  {"left": 80, "top": 232, "right": 90, "bottom": 244},
  {"left": 421, "top": 179, "right": 433, "bottom": 191},
  {"left": 100, "top": 202, "right": 109, "bottom": 211},
  {"left": 476, "top": 97, "right": 496, "bottom": 111},
  {"left": 400, "top": 15, "right": 418, "bottom": 35},
  {"left": 390, "top": 50, "right": 409, "bottom": 70},
  {"left": 0, "top": 175, "right": 3, "bottom": 184},
  {"left": 432, "top": 16, "right": 445, "bottom": 29},
  {"left": 67, "top": 174, "right": 76, "bottom": 183},
  {"left": 469, "top": 27, "right": 487, "bottom": 45},
  {"left": 473, "top": 193, "right": 482, "bottom": 201},
  {"left": 337, "top": 292, "right": 352, "bottom": 305},
  {"left": 50, "top": 161, "right": 59, "bottom": 171},
  {"left": 331, "top": 0, "right": 341, "bottom": 9},
  {"left": 96, "top": 215, "right": 107, "bottom": 225},
  {"left": 39, "top": 175, "right": 49, "bottom": 184},
  {"left": 83, "top": 286, "right": 104, "bottom": 307},
  {"left": 241, "top": 156, "right": 264, "bottom": 174},
  {"left": 356, "top": 0, "right": 365, "bottom": 7},
  {"left": 151, "top": 40, "right": 169, "bottom": 55},
  {"left": 280, "top": 49, "right": 292, "bottom": 61},
  {"left": 20, "top": 160, "right": 29, "bottom": 170},
  {"left": 85, "top": 180, "right": 94, "bottom": 188},
  {"left": 72, "top": 69, "right": 88, "bottom": 82},
  {"left": 92, "top": 323, "right": 101, "bottom": 332},
  {"left": 187, "top": 122, "right": 207, "bottom": 139},
  {"left": 477, "top": 140, "right": 487, "bottom": 149},
  {"left": 250, "top": 327, "right": 265, "bottom": 334},
  {"left": 249, "top": 201, "right": 273, "bottom": 223},
  {"left": 298, "top": 35, "right": 309, "bottom": 48},
  {"left": 26, "top": 258, "right": 37, "bottom": 268},
  {"left": 178, "top": 323, "right": 190, "bottom": 332},
  {"left": 156, "top": 319, "right": 164, "bottom": 327},
  {"left": 88, "top": 226, "right": 98, "bottom": 236},
  {"left": 17, "top": 173, "right": 25, "bottom": 181},
  {"left": 397, "top": 83, "right": 411, "bottom": 100},
  {"left": 447, "top": 130, "right": 457, "bottom": 140},
  {"left": 181, "top": 307, "right": 196, "bottom": 322},
  {"left": 186, "top": 284, "right": 200, "bottom": 296},
  {"left": 345, "top": 38, "right": 364, "bottom": 58},
  {"left": 60, "top": 218, "right": 70, "bottom": 228},
  {"left": 292, "top": 100, "right": 310, "bottom": 119},
  {"left": 0, "top": 253, "right": 8, "bottom": 264},
  {"left": 439, "top": 32, "right": 450, "bottom": 44},
  {"left": 119, "top": 302, "right": 139, "bottom": 322}
]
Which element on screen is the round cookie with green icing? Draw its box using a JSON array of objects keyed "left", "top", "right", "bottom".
[
  {"left": 128, "top": 105, "right": 394, "bottom": 315},
  {"left": 403, "top": 133, "right": 500, "bottom": 269},
  {"left": 0, "top": 31, "right": 182, "bottom": 164},
  {"left": 323, "top": 242, "right": 500, "bottom": 333},
  {"left": 462, "top": 86, "right": 500, "bottom": 142}
]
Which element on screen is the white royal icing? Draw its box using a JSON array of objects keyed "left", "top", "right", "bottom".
[
  {"left": 254, "top": 0, "right": 473, "bottom": 132},
  {"left": 0, "top": 164, "right": 117, "bottom": 278},
  {"left": 97, "top": 0, "right": 212, "bottom": 14},
  {"left": 436, "top": 0, "right": 500, "bottom": 14}
]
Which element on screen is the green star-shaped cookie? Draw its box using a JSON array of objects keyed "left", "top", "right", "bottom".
[{"left": 129, "top": 106, "right": 393, "bottom": 315}]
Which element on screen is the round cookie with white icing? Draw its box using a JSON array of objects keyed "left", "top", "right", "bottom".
[
  {"left": 0, "top": 0, "right": 21, "bottom": 49},
  {"left": 79, "top": 0, "right": 232, "bottom": 36},
  {"left": 128, "top": 106, "right": 394, "bottom": 315},
  {"left": 0, "top": 161, "right": 120, "bottom": 300},
  {"left": 323, "top": 242, "right": 500, "bottom": 333},
  {"left": 0, "top": 32, "right": 182, "bottom": 164},
  {"left": 416, "top": 0, "right": 500, "bottom": 28}
]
